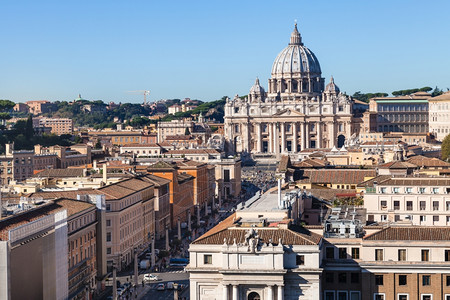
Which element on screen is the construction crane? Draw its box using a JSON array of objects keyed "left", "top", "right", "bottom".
[{"left": 127, "top": 90, "right": 150, "bottom": 105}]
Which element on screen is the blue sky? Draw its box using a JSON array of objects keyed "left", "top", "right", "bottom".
[{"left": 1, "top": 0, "right": 449, "bottom": 104}]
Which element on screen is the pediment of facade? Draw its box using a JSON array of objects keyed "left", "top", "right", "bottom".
[{"left": 272, "top": 109, "right": 304, "bottom": 117}]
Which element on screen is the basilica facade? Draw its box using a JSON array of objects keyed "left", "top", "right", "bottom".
[{"left": 224, "top": 24, "right": 354, "bottom": 157}]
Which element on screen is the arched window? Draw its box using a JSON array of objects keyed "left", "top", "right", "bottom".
[{"left": 248, "top": 292, "right": 261, "bottom": 300}]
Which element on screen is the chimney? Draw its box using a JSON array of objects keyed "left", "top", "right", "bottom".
[
  {"left": 103, "top": 164, "right": 107, "bottom": 185},
  {"left": 277, "top": 178, "right": 282, "bottom": 208}
]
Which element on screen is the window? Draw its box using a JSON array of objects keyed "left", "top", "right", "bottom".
[
  {"left": 337, "top": 291, "right": 347, "bottom": 300},
  {"left": 433, "top": 215, "right": 439, "bottom": 223},
  {"left": 398, "top": 295, "right": 408, "bottom": 300},
  {"left": 107, "top": 247, "right": 111, "bottom": 255},
  {"left": 351, "top": 273, "right": 359, "bottom": 283},
  {"left": 223, "top": 169, "right": 230, "bottom": 183},
  {"left": 420, "top": 215, "right": 426, "bottom": 222},
  {"left": 433, "top": 201, "right": 439, "bottom": 211},
  {"left": 420, "top": 201, "right": 426, "bottom": 210},
  {"left": 446, "top": 201, "right": 450, "bottom": 211},
  {"left": 405, "top": 187, "right": 412, "bottom": 194},
  {"left": 419, "top": 187, "right": 426, "bottom": 194},
  {"left": 296, "top": 255, "right": 305, "bottom": 265},
  {"left": 326, "top": 247, "right": 335, "bottom": 259},
  {"left": 324, "top": 291, "right": 335, "bottom": 300},
  {"left": 398, "top": 249, "right": 407, "bottom": 261},
  {"left": 339, "top": 248, "right": 347, "bottom": 259},
  {"left": 446, "top": 250, "right": 450, "bottom": 262},
  {"left": 325, "top": 273, "right": 334, "bottom": 283},
  {"left": 380, "top": 200, "right": 387, "bottom": 208},
  {"left": 393, "top": 187, "right": 400, "bottom": 194},
  {"left": 338, "top": 273, "right": 347, "bottom": 283},
  {"left": 106, "top": 232, "right": 111, "bottom": 242},
  {"left": 375, "top": 275, "right": 383, "bottom": 285},
  {"left": 374, "top": 293, "right": 385, "bottom": 300},
  {"left": 399, "top": 275, "right": 407, "bottom": 285},
  {"left": 106, "top": 204, "right": 111, "bottom": 211},
  {"left": 421, "top": 295, "right": 431, "bottom": 300},
  {"left": 380, "top": 187, "right": 387, "bottom": 194},
  {"left": 203, "top": 254, "right": 212, "bottom": 264},
  {"left": 422, "top": 275, "right": 431, "bottom": 286},
  {"left": 106, "top": 220, "right": 111, "bottom": 227},
  {"left": 446, "top": 275, "right": 450, "bottom": 286},
  {"left": 394, "top": 201, "right": 400, "bottom": 210},
  {"left": 375, "top": 249, "right": 383, "bottom": 261},
  {"left": 421, "top": 249, "right": 429, "bottom": 261},
  {"left": 406, "top": 201, "right": 413, "bottom": 211},
  {"left": 351, "top": 248, "right": 360, "bottom": 259},
  {"left": 432, "top": 187, "right": 439, "bottom": 194}
]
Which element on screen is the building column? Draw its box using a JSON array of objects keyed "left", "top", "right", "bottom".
[
  {"left": 305, "top": 123, "right": 310, "bottom": 149},
  {"left": 330, "top": 121, "right": 335, "bottom": 147},
  {"left": 281, "top": 122, "right": 286, "bottom": 153},
  {"left": 301, "top": 122, "right": 306, "bottom": 150},
  {"left": 223, "top": 285, "right": 228, "bottom": 300},
  {"left": 277, "top": 285, "right": 284, "bottom": 300},
  {"left": 232, "top": 285, "right": 238, "bottom": 300},
  {"left": 268, "top": 123, "right": 273, "bottom": 153},
  {"left": 317, "top": 122, "right": 322, "bottom": 149},
  {"left": 292, "top": 122, "right": 298, "bottom": 153},
  {"left": 274, "top": 123, "right": 280, "bottom": 157},
  {"left": 257, "top": 123, "right": 262, "bottom": 153},
  {"left": 267, "top": 285, "right": 273, "bottom": 300}
]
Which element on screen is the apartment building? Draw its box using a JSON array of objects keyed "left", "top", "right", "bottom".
[
  {"left": 146, "top": 161, "right": 195, "bottom": 228},
  {"left": 209, "top": 157, "right": 241, "bottom": 204},
  {"left": 429, "top": 91, "right": 450, "bottom": 141},
  {"left": 36, "top": 117, "right": 73, "bottom": 135},
  {"left": 0, "top": 144, "right": 34, "bottom": 184},
  {"left": 362, "top": 176, "right": 450, "bottom": 225},
  {"left": 141, "top": 174, "right": 171, "bottom": 239},
  {"left": 25, "top": 100, "right": 54, "bottom": 115},
  {"left": 120, "top": 143, "right": 164, "bottom": 157},
  {"left": 166, "top": 149, "right": 222, "bottom": 162}
]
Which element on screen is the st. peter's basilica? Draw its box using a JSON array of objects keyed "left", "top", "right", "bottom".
[{"left": 224, "top": 24, "right": 354, "bottom": 157}]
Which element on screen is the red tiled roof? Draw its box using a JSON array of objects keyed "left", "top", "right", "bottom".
[
  {"left": 165, "top": 135, "right": 193, "bottom": 141},
  {"left": 193, "top": 223, "right": 322, "bottom": 246},
  {"left": 121, "top": 143, "right": 161, "bottom": 148},
  {"left": 297, "top": 169, "right": 376, "bottom": 185},
  {"left": 364, "top": 226, "right": 450, "bottom": 241},
  {"left": 407, "top": 155, "right": 450, "bottom": 168}
]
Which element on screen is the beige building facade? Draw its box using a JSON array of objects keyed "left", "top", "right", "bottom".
[
  {"left": 429, "top": 91, "right": 450, "bottom": 141},
  {"left": 224, "top": 24, "right": 354, "bottom": 157}
]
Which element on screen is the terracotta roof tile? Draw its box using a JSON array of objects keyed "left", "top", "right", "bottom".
[
  {"left": 364, "top": 226, "right": 450, "bottom": 241},
  {"left": 407, "top": 155, "right": 450, "bottom": 168},
  {"left": 297, "top": 169, "right": 376, "bottom": 185}
]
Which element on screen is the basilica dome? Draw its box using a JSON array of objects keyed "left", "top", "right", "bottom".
[{"left": 271, "top": 24, "right": 322, "bottom": 77}]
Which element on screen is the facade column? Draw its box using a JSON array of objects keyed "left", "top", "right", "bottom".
[
  {"left": 268, "top": 123, "right": 273, "bottom": 153},
  {"left": 330, "top": 121, "right": 335, "bottom": 147},
  {"left": 305, "top": 123, "right": 310, "bottom": 149},
  {"left": 274, "top": 123, "right": 280, "bottom": 157},
  {"left": 257, "top": 123, "right": 262, "bottom": 153},
  {"left": 223, "top": 285, "right": 228, "bottom": 300},
  {"left": 301, "top": 122, "right": 306, "bottom": 150},
  {"left": 292, "top": 122, "right": 298, "bottom": 153},
  {"left": 232, "top": 285, "right": 238, "bottom": 300},
  {"left": 267, "top": 285, "right": 273, "bottom": 300},
  {"left": 277, "top": 285, "right": 284, "bottom": 300},
  {"left": 317, "top": 122, "right": 322, "bottom": 149},
  {"left": 281, "top": 122, "right": 286, "bottom": 153}
]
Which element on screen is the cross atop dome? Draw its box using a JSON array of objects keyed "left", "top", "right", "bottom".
[{"left": 289, "top": 22, "right": 302, "bottom": 46}]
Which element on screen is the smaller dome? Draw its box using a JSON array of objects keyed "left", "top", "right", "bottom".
[
  {"left": 325, "top": 76, "right": 340, "bottom": 93},
  {"left": 250, "top": 78, "right": 265, "bottom": 94}
]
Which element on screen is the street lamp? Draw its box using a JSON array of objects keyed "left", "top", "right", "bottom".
[{"left": 173, "top": 282, "right": 179, "bottom": 300}]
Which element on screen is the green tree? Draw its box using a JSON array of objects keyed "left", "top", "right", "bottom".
[
  {"left": 442, "top": 134, "right": 450, "bottom": 161},
  {"left": 25, "top": 115, "right": 34, "bottom": 139},
  {"left": 432, "top": 86, "right": 443, "bottom": 97},
  {"left": 0, "top": 100, "right": 15, "bottom": 125}
]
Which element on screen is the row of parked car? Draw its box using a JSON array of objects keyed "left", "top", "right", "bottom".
[{"left": 155, "top": 282, "right": 186, "bottom": 291}]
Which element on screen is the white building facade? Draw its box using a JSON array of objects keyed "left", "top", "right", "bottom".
[{"left": 224, "top": 24, "right": 354, "bottom": 157}]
